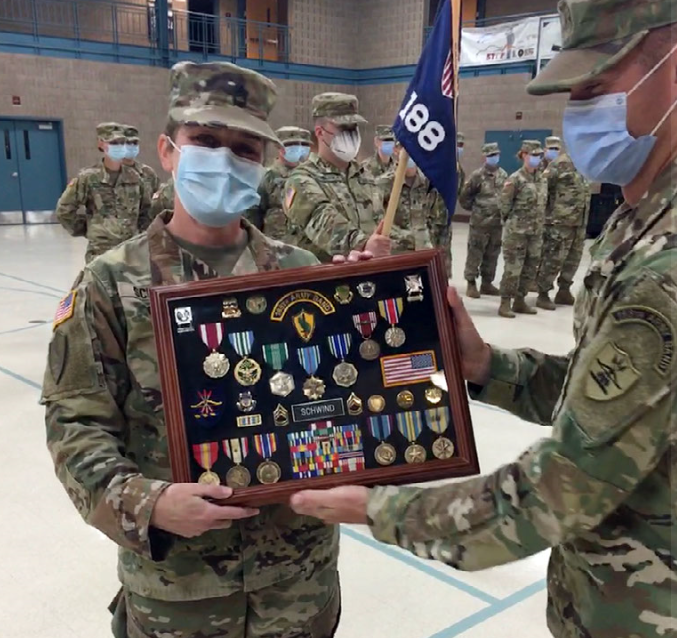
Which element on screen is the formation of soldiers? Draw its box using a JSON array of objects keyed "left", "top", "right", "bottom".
[{"left": 459, "top": 135, "right": 590, "bottom": 318}]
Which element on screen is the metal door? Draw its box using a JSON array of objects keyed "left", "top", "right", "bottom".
[
  {"left": 484, "top": 129, "right": 553, "bottom": 176},
  {"left": 0, "top": 121, "right": 23, "bottom": 225},
  {"left": 16, "top": 121, "right": 65, "bottom": 223}
]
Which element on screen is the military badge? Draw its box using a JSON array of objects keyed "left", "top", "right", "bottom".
[
  {"left": 379, "top": 298, "right": 406, "bottom": 348},
  {"left": 53, "top": 290, "right": 77, "bottom": 330},
  {"left": 396, "top": 390, "right": 415, "bottom": 409},
  {"left": 405, "top": 274, "right": 424, "bottom": 302},
  {"left": 254, "top": 433, "right": 281, "bottom": 485},
  {"left": 425, "top": 407, "right": 454, "bottom": 459},
  {"left": 357, "top": 281, "right": 376, "bottom": 299},
  {"left": 236, "top": 391, "right": 257, "bottom": 413},
  {"left": 334, "top": 285, "right": 354, "bottom": 305},
  {"left": 586, "top": 341, "right": 640, "bottom": 401},
  {"left": 347, "top": 393, "right": 363, "bottom": 416},
  {"left": 425, "top": 386, "right": 444, "bottom": 405},
  {"left": 369, "top": 415, "right": 396, "bottom": 466},
  {"left": 270, "top": 371, "right": 295, "bottom": 397},
  {"left": 192, "top": 442, "right": 220, "bottom": 485},
  {"left": 223, "top": 438, "right": 251, "bottom": 488},
  {"left": 368, "top": 395, "right": 386, "bottom": 413},
  {"left": 237, "top": 414, "right": 263, "bottom": 428},
  {"left": 190, "top": 390, "right": 223, "bottom": 421},
  {"left": 273, "top": 404, "right": 290, "bottom": 427},
  {"left": 246, "top": 295, "right": 267, "bottom": 315},
  {"left": 229, "top": 331, "right": 262, "bottom": 386},
  {"left": 396, "top": 412, "right": 426, "bottom": 464},
  {"left": 222, "top": 297, "right": 242, "bottom": 319},
  {"left": 199, "top": 323, "right": 230, "bottom": 379},
  {"left": 293, "top": 310, "right": 316, "bottom": 342},
  {"left": 174, "top": 306, "right": 194, "bottom": 333}
]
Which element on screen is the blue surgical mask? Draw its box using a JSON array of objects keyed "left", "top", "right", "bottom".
[
  {"left": 284, "top": 144, "right": 309, "bottom": 164},
  {"left": 106, "top": 144, "right": 127, "bottom": 162},
  {"left": 457, "top": 146, "right": 464, "bottom": 157},
  {"left": 563, "top": 42, "right": 677, "bottom": 186},
  {"left": 407, "top": 157, "right": 416, "bottom": 170},
  {"left": 528, "top": 155, "right": 542, "bottom": 169},
  {"left": 486, "top": 155, "right": 500, "bottom": 167},
  {"left": 545, "top": 149, "right": 559, "bottom": 162},
  {"left": 126, "top": 144, "right": 140, "bottom": 160},
  {"left": 170, "top": 139, "right": 265, "bottom": 227},
  {"left": 380, "top": 141, "right": 395, "bottom": 157}
]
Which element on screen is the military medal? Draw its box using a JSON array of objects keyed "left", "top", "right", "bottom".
[
  {"left": 192, "top": 442, "right": 220, "bottom": 485},
  {"left": 347, "top": 392, "right": 363, "bottom": 416},
  {"left": 396, "top": 411, "right": 426, "bottom": 464},
  {"left": 236, "top": 391, "right": 256, "bottom": 413},
  {"left": 397, "top": 390, "right": 415, "bottom": 409},
  {"left": 199, "top": 323, "right": 230, "bottom": 379},
  {"left": 223, "top": 437, "right": 251, "bottom": 488},
  {"left": 298, "top": 345, "right": 325, "bottom": 400},
  {"left": 190, "top": 390, "right": 223, "bottom": 422},
  {"left": 328, "top": 333, "right": 358, "bottom": 387},
  {"left": 357, "top": 281, "right": 376, "bottom": 298},
  {"left": 379, "top": 298, "right": 406, "bottom": 348},
  {"left": 353, "top": 312, "right": 380, "bottom": 361},
  {"left": 425, "top": 386, "right": 444, "bottom": 405},
  {"left": 254, "top": 433, "right": 282, "bottom": 485},
  {"left": 246, "top": 295, "right": 267, "bottom": 315},
  {"left": 425, "top": 407, "right": 455, "bottom": 460},
  {"left": 334, "top": 285, "right": 353, "bottom": 305},
  {"left": 368, "top": 395, "right": 386, "bottom": 413},
  {"left": 405, "top": 274, "right": 424, "bottom": 302},
  {"left": 263, "top": 343, "right": 295, "bottom": 397},
  {"left": 369, "top": 415, "right": 396, "bottom": 466},
  {"left": 274, "top": 404, "right": 290, "bottom": 426},
  {"left": 222, "top": 297, "right": 242, "bottom": 319},
  {"left": 230, "top": 331, "right": 261, "bottom": 386}
]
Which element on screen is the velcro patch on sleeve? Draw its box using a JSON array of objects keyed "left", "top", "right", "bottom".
[
  {"left": 53, "top": 290, "right": 77, "bottom": 330},
  {"left": 284, "top": 186, "right": 296, "bottom": 211}
]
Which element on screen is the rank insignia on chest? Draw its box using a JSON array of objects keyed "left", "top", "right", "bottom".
[
  {"left": 586, "top": 341, "right": 640, "bottom": 401},
  {"left": 53, "top": 290, "right": 77, "bottom": 330}
]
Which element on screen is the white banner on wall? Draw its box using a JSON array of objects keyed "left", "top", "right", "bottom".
[{"left": 460, "top": 15, "right": 561, "bottom": 67}]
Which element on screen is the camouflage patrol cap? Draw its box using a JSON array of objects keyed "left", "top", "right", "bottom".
[
  {"left": 546, "top": 135, "right": 562, "bottom": 149},
  {"left": 520, "top": 140, "right": 544, "bottom": 155},
  {"left": 528, "top": 0, "right": 676, "bottom": 95},
  {"left": 482, "top": 142, "right": 500, "bottom": 155},
  {"left": 169, "top": 61, "right": 280, "bottom": 145},
  {"left": 276, "top": 126, "right": 311, "bottom": 145},
  {"left": 457, "top": 132, "right": 465, "bottom": 146},
  {"left": 312, "top": 93, "right": 367, "bottom": 125},
  {"left": 375, "top": 125, "right": 395, "bottom": 141},
  {"left": 96, "top": 122, "right": 126, "bottom": 143},
  {"left": 123, "top": 125, "right": 140, "bottom": 143}
]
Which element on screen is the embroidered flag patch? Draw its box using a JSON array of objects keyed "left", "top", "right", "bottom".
[{"left": 53, "top": 291, "right": 77, "bottom": 330}]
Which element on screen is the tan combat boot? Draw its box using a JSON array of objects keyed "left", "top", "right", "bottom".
[
  {"left": 555, "top": 286, "right": 575, "bottom": 305},
  {"left": 466, "top": 280, "right": 480, "bottom": 299},
  {"left": 480, "top": 280, "right": 500, "bottom": 296},
  {"left": 536, "top": 293, "right": 556, "bottom": 311},
  {"left": 498, "top": 297, "right": 516, "bottom": 318},
  {"left": 513, "top": 296, "right": 537, "bottom": 314}
]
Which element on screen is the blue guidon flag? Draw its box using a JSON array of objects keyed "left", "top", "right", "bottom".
[{"left": 393, "top": 0, "right": 460, "bottom": 215}]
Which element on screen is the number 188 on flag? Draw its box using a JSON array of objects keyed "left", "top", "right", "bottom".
[{"left": 398, "top": 91, "right": 447, "bottom": 152}]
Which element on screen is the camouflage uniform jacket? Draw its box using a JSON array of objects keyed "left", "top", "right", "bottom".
[
  {"left": 368, "top": 159, "right": 677, "bottom": 638},
  {"left": 362, "top": 153, "right": 394, "bottom": 203},
  {"left": 56, "top": 162, "right": 153, "bottom": 263},
  {"left": 381, "top": 169, "right": 434, "bottom": 253},
  {"left": 149, "top": 178, "right": 175, "bottom": 221},
  {"left": 284, "top": 153, "right": 383, "bottom": 262},
  {"left": 246, "top": 159, "right": 294, "bottom": 241},
  {"left": 41, "top": 212, "right": 338, "bottom": 601},
  {"left": 131, "top": 161, "right": 161, "bottom": 196},
  {"left": 500, "top": 166, "right": 547, "bottom": 235},
  {"left": 543, "top": 153, "right": 591, "bottom": 227},
  {"left": 459, "top": 165, "right": 508, "bottom": 228}
]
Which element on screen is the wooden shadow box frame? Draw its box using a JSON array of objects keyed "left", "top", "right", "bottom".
[{"left": 150, "top": 250, "right": 479, "bottom": 506}]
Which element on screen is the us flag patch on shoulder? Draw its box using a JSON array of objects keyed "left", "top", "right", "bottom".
[
  {"left": 53, "top": 290, "right": 77, "bottom": 330},
  {"left": 284, "top": 186, "right": 296, "bottom": 211}
]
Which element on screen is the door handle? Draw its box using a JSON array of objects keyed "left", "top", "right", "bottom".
[{"left": 11, "top": 172, "right": 18, "bottom": 178}]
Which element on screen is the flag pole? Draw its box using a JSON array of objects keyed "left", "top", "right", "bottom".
[{"left": 381, "top": 148, "right": 409, "bottom": 237}]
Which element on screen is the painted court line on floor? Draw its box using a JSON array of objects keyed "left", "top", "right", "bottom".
[
  {"left": 0, "top": 364, "right": 42, "bottom": 391},
  {"left": 0, "top": 271, "right": 67, "bottom": 295},
  {"left": 0, "top": 285, "right": 63, "bottom": 299}
]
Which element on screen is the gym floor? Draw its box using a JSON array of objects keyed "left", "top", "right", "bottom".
[{"left": 0, "top": 222, "right": 589, "bottom": 638}]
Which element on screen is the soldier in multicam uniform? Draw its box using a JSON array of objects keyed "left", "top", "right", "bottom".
[
  {"left": 459, "top": 142, "right": 507, "bottom": 298},
  {"left": 290, "top": 4, "right": 677, "bottom": 638},
  {"left": 122, "top": 124, "right": 161, "bottom": 196},
  {"left": 43, "top": 62, "right": 340, "bottom": 638},
  {"left": 246, "top": 125, "right": 311, "bottom": 240},
  {"left": 149, "top": 176, "right": 174, "bottom": 220},
  {"left": 361, "top": 124, "right": 396, "bottom": 201},
  {"left": 283, "top": 93, "right": 390, "bottom": 262},
  {"left": 535, "top": 136, "right": 591, "bottom": 310},
  {"left": 55, "top": 122, "right": 153, "bottom": 263},
  {"left": 379, "top": 143, "right": 435, "bottom": 254},
  {"left": 497, "top": 139, "right": 547, "bottom": 317}
]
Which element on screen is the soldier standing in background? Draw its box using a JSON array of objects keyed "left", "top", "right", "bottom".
[
  {"left": 362, "top": 124, "right": 396, "bottom": 200},
  {"left": 56, "top": 122, "right": 152, "bottom": 263},
  {"left": 44, "top": 61, "right": 341, "bottom": 638},
  {"left": 536, "top": 136, "right": 591, "bottom": 309},
  {"left": 498, "top": 140, "right": 546, "bottom": 318},
  {"left": 289, "top": 5, "right": 677, "bottom": 638},
  {"left": 460, "top": 142, "right": 508, "bottom": 298},
  {"left": 380, "top": 143, "right": 436, "bottom": 254},
  {"left": 283, "top": 92, "right": 390, "bottom": 262},
  {"left": 149, "top": 177, "right": 174, "bottom": 220},
  {"left": 246, "top": 126, "right": 311, "bottom": 240},
  {"left": 122, "top": 125, "right": 161, "bottom": 196}
]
